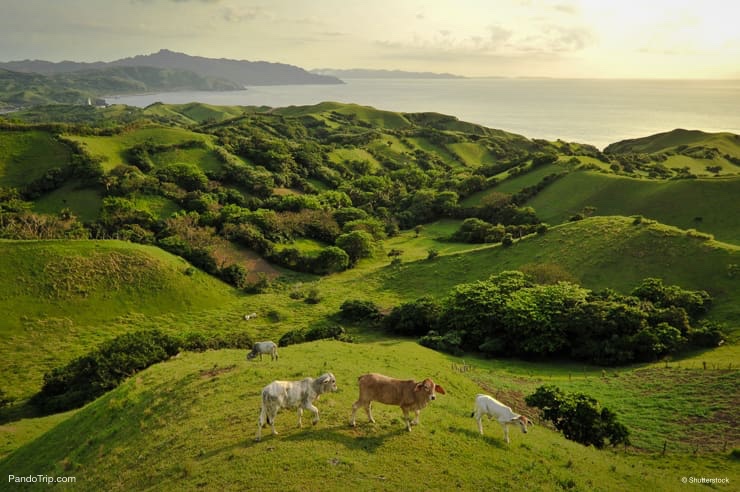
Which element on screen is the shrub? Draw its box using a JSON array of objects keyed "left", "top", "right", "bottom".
[
  {"left": 32, "top": 330, "right": 181, "bottom": 412},
  {"left": 427, "top": 248, "right": 439, "bottom": 260},
  {"left": 339, "top": 299, "right": 381, "bottom": 321},
  {"left": 418, "top": 330, "right": 464, "bottom": 356},
  {"left": 220, "top": 264, "right": 249, "bottom": 289},
  {"left": 305, "top": 287, "right": 322, "bottom": 304},
  {"left": 525, "top": 385, "right": 630, "bottom": 448},
  {"left": 383, "top": 296, "right": 441, "bottom": 336}
]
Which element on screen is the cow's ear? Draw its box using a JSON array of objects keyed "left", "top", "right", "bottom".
[
  {"left": 414, "top": 382, "right": 423, "bottom": 392},
  {"left": 435, "top": 385, "right": 446, "bottom": 395}
]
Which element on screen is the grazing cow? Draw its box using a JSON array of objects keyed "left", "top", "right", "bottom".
[
  {"left": 247, "top": 341, "right": 278, "bottom": 361},
  {"left": 256, "top": 373, "right": 338, "bottom": 441},
  {"left": 350, "top": 373, "right": 446, "bottom": 431},
  {"left": 471, "top": 394, "right": 532, "bottom": 443},
  {"left": 244, "top": 312, "right": 257, "bottom": 320}
]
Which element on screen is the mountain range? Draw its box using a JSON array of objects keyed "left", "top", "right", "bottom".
[{"left": 0, "top": 49, "right": 343, "bottom": 86}]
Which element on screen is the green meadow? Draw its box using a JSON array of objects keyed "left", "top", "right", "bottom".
[
  {"left": 0, "top": 103, "right": 737, "bottom": 490},
  {"left": 1, "top": 342, "right": 736, "bottom": 491}
]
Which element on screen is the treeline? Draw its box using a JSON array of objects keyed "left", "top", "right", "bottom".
[{"left": 342, "top": 272, "right": 724, "bottom": 365}]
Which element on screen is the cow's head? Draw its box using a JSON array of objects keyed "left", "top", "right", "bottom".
[
  {"left": 510, "top": 415, "right": 532, "bottom": 434},
  {"left": 318, "top": 372, "right": 338, "bottom": 393},
  {"left": 246, "top": 350, "right": 256, "bottom": 360},
  {"left": 415, "top": 378, "right": 446, "bottom": 401}
]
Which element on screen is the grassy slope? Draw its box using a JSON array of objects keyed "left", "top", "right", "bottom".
[
  {"left": 32, "top": 181, "right": 104, "bottom": 222},
  {"left": 1, "top": 342, "right": 735, "bottom": 491},
  {"left": 369, "top": 217, "right": 740, "bottom": 328},
  {"left": 605, "top": 129, "right": 740, "bottom": 156},
  {"left": 526, "top": 171, "right": 740, "bottom": 244},
  {"left": 0, "top": 130, "right": 72, "bottom": 187},
  {"left": 65, "top": 126, "right": 215, "bottom": 171},
  {"left": 0, "top": 240, "right": 240, "bottom": 398}
]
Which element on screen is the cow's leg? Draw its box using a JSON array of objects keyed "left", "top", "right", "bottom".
[
  {"left": 366, "top": 402, "right": 375, "bottom": 424},
  {"left": 306, "top": 403, "right": 320, "bottom": 425},
  {"left": 411, "top": 409, "right": 420, "bottom": 426},
  {"left": 475, "top": 412, "right": 484, "bottom": 435},
  {"left": 500, "top": 422, "right": 510, "bottom": 443},
  {"left": 297, "top": 407, "right": 303, "bottom": 428},
  {"left": 269, "top": 409, "right": 278, "bottom": 436},
  {"left": 402, "top": 408, "right": 412, "bottom": 431},
  {"left": 256, "top": 405, "right": 266, "bottom": 441},
  {"left": 350, "top": 400, "right": 359, "bottom": 426}
]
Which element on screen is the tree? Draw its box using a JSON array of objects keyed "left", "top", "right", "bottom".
[
  {"left": 335, "top": 230, "right": 374, "bottom": 266},
  {"left": 314, "top": 246, "right": 350, "bottom": 274}
]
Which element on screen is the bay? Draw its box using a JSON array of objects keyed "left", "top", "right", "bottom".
[{"left": 107, "top": 78, "right": 740, "bottom": 149}]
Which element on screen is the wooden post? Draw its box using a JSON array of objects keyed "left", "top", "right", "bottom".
[{"left": 662, "top": 441, "right": 667, "bottom": 456}]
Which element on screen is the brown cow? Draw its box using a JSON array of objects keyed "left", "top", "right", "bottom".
[{"left": 350, "top": 373, "right": 446, "bottom": 431}]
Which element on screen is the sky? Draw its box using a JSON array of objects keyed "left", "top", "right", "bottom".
[{"left": 1, "top": 0, "right": 738, "bottom": 79}]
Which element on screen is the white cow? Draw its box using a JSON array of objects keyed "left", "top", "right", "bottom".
[
  {"left": 244, "top": 312, "right": 258, "bottom": 320},
  {"left": 256, "top": 372, "right": 338, "bottom": 441},
  {"left": 471, "top": 394, "right": 532, "bottom": 443},
  {"left": 247, "top": 341, "right": 278, "bottom": 361}
]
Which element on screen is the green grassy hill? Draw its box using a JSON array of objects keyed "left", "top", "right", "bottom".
[
  {"left": 525, "top": 171, "right": 740, "bottom": 244},
  {"left": 369, "top": 216, "right": 739, "bottom": 328},
  {"left": 1, "top": 341, "right": 735, "bottom": 491},
  {"left": 0, "top": 130, "right": 72, "bottom": 187},
  {"left": 0, "top": 240, "right": 240, "bottom": 398},
  {"left": 605, "top": 129, "right": 740, "bottom": 156},
  {"left": 65, "top": 126, "right": 216, "bottom": 172}
]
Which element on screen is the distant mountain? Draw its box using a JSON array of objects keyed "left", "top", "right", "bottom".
[
  {"left": 1, "top": 49, "right": 343, "bottom": 86},
  {"left": 311, "top": 68, "right": 465, "bottom": 79},
  {"left": 0, "top": 66, "right": 242, "bottom": 107}
]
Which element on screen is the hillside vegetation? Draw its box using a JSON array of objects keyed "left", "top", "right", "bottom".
[
  {"left": 0, "top": 240, "right": 239, "bottom": 398},
  {"left": 0, "top": 103, "right": 738, "bottom": 489}
]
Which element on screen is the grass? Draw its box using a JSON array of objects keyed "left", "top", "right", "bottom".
[
  {"left": 370, "top": 217, "right": 740, "bottom": 327},
  {"left": 32, "top": 181, "right": 104, "bottom": 222},
  {"left": 65, "top": 126, "right": 215, "bottom": 171},
  {"left": 0, "top": 239, "right": 240, "bottom": 399},
  {"left": 447, "top": 142, "right": 496, "bottom": 167},
  {"left": 605, "top": 129, "right": 740, "bottom": 156},
  {"left": 527, "top": 171, "right": 740, "bottom": 244},
  {"left": 0, "top": 130, "right": 72, "bottom": 187},
  {"left": 1, "top": 341, "right": 736, "bottom": 491}
]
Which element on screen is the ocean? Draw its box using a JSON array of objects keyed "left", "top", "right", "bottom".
[{"left": 107, "top": 78, "right": 740, "bottom": 150}]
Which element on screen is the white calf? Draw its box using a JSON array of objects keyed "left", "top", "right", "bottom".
[
  {"left": 247, "top": 341, "right": 278, "bottom": 361},
  {"left": 256, "top": 373, "right": 338, "bottom": 441},
  {"left": 244, "top": 312, "right": 257, "bottom": 320},
  {"left": 471, "top": 394, "right": 532, "bottom": 443}
]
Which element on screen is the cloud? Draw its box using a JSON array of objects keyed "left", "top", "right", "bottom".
[
  {"left": 552, "top": 3, "right": 578, "bottom": 14},
  {"left": 221, "top": 6, "right": 265, "bottom": 22}
]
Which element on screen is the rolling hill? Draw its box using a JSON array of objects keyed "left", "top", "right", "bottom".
[
  {"left": 0, "top": 240, "right": 240, "bottom": 399},
  {"left": 524, "top": 171, "right": 740, "bottom": 244},
  {"left": 1, "top": 342, "right": 735, "bottom": 491},
  {"left": 0, "top": 102, "right": 738, "bottom": 489}
]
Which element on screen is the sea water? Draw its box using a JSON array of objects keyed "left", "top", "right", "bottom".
[{"left": 107, "top": 78, "right": 740, "bottom": 150}]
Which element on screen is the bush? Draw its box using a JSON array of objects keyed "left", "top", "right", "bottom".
[
  {"left": 383, "top": 296, "right": 441, "bottom": 336},
  {"left": 279, "top": 324, "right": 350, "bottom": 347},
  {"left": 525, "top": 385, "right": 630, "bottom": 448},
  {"left": 32, "top": 330, "right": 181, "bottom": 412},
  {"left": 305, "top": 287, "right": 323, "bottom": 304},
  {"left": 418, "top": 330, "right": 464, "bottom": 356},
  {"left": 339, "top": 299, "right": 381, "bottom": 321}
]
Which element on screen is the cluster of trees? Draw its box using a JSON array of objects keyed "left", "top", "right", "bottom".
[
  {"left": 372, "top": 272, "right": 722, "bottom": 365},
  {"left": 525, "top": 385, "right": 630, "bottom": 448},
  {"left": 0, "top": 108, "right": 591, "bottom": 285},
  {"left": 32, "top": 330, "right": 253, "bottom": 413}
]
